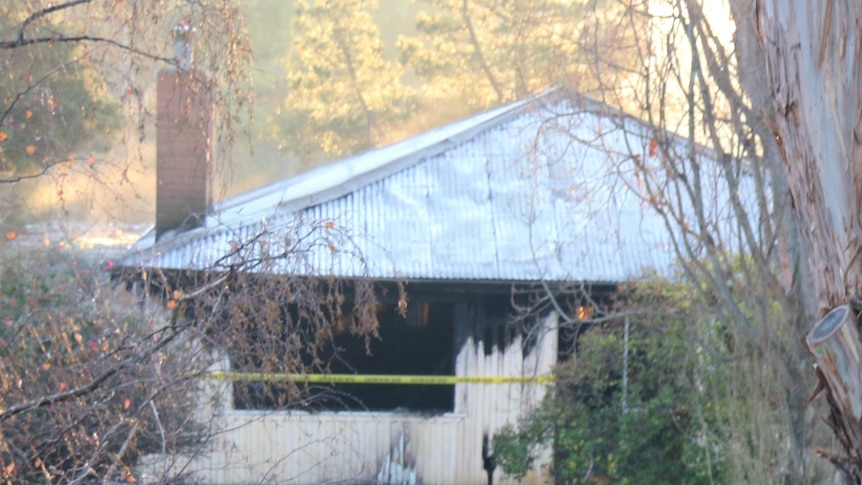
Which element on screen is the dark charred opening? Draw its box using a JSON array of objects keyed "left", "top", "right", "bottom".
[
  {"left": 202, "top": 279, "right": 575, "bottom": 414},
  {"left": 312, "top": 299, "right": 456, "bottom": 412},
  {"left": 233, "top": 299, "right": 456, "bottom": 413}
]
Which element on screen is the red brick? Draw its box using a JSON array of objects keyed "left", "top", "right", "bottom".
[{"left": 155, "top": 70, "right": 213, "bottom": 239}]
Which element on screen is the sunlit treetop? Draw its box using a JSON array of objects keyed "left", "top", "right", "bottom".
[{"left": 273, "top": 0, "right": 416, "bottom": 162}]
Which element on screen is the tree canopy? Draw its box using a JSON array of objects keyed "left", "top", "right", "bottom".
[
  {"left": 273, "top": 0, "right": 416, "bottom": 161},
  {"left": 0, "top": 0, "right": 252, "bottom": 224}
]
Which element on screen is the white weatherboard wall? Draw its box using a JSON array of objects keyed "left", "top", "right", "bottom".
[{"left": 141, "top": 313, "right": 557, "bottom": 485}]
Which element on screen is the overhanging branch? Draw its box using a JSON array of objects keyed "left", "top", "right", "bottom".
[
  {"left": 17, "top": 0, "right": 93, "bottom": 45},
  {"left": 0, "top": 159, "right": 70, "bottom": 184},
  {"left": 0, "top": 34, "right": 174, "bottom": 64}
]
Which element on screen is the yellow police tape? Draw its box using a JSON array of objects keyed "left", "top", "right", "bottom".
[{"left": 209, "top": 371, "right": 554, "bottom": 385}]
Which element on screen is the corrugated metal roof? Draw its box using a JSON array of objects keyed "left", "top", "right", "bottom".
[{"left": 122, "top": 91, "right": 742, "bottom": 283}]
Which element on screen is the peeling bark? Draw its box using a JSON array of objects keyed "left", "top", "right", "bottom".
[
  {"left": 757, "top": 1, "right": 862, "bottom": 307},
  {"left": 755, "top": 0, "right": 862, "bottom": 477}
]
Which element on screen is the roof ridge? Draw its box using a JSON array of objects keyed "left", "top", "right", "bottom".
[{"left": 213, "top": 91, "right": 557, "bottom": 218}]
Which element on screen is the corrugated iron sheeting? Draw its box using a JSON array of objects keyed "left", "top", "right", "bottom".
[{"left": 122, "top": 95, "right": 752, "bottom": 283}]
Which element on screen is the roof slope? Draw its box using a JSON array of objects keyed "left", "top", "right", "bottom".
[{"left": 122, "top": 90, "right": 735, "bottom": 283}]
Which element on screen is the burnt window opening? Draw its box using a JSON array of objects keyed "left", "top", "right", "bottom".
[
  {"left": 446, "top": 292, "right": 542, "bottom": 359},
  {"left": 233, "top": 299, "right": 456, "bottom": 414}
]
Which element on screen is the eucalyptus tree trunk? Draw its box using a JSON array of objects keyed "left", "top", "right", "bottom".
[{"left": 754, "top": 0, "right": 862, "bottom": 478}]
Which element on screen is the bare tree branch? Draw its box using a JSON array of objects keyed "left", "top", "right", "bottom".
[
  {"left": 0, "top": 34, "right": 174, "bottom": 64},
  {"left": 17, "top": 0, "right": 93, "bottom": 45},
  {"left": 0, "top": 158, "right": 71, "bottom": 184},
  {"left": 0, "top": 323, "right": 187, "bottom": 423}
]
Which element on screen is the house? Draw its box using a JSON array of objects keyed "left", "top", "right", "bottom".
[{"left": 119, "top": 67, "right": 736, "bottom": 484}]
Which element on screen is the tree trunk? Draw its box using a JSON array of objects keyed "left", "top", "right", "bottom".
[
  {"left": 755, "top": 0, "right": 862, "bottom": 478},
  {"left": 805, "top": 304, "right": 862, "bottom": 477}
]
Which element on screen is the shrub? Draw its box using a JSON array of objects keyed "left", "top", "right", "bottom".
[
  {"left": 0, "top": 246, "right": 204, "bottom": 483},
  {"left": 494, "top": 280, "right": 727, "bottom": 484}
]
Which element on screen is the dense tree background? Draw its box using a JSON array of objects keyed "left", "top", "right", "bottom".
[
  {"left": 0, "top": 0, "right": 253, "bottom": 228},
  {"left": 0, "top": 0, "right": 608, "bottom": 227},
  {"left": 273, "top": 0, "right": 416, "bottom": 161}
]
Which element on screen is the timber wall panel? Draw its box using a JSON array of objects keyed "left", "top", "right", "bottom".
[{"left": 140, "top": 312, "right": 558, "bottom": 484}]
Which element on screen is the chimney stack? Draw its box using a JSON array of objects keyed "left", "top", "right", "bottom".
[{"left": 155, "top": 20, "right": 212, "bottom": 240}]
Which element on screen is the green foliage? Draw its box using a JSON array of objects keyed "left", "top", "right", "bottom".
[
  {"left": 264, "top": 0, "right": 618, "bottom": 164},
  {"left": 398, "top": 0, "right": 593, "bottom": 107},
  {"left": 494, "top": 279, "right": 727, "bottom": 484},
  {"left": 0, "top": 7, "right": 120, "bottom": 178},
  {"left": 0, "top": 0, "right": 253, "bottom": 224},
  {"left": 249, "top": 0, "right": 644, "bottom": 174},
  {"left": 273, "top": 0, "right": 416, "bottom": 161}
]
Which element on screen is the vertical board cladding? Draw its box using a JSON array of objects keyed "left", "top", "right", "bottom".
[
  {"left": 138, "top": 309, "right": 558, "bottom": 485},
  {"left": 155, "top": 69, "right": 213, "bottom": 240},
  {"left": 449, "top": 303, "right": 558, "bottom": 485}
]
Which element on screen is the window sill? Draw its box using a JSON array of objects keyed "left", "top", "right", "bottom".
[{"left": 224, "top": 409, "right": 467, "bottom": 421}]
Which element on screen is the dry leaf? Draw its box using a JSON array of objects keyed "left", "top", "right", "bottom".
[
  {"left": 122, "top": 467, "right": 136, "bottom": 483},
  {"left": 648, "top": 139, "right": 658, "bottom": 157}
]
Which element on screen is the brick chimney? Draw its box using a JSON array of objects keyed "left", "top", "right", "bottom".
[{"left": 155, "top": 22, "right": 212, "bottom": 240}]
